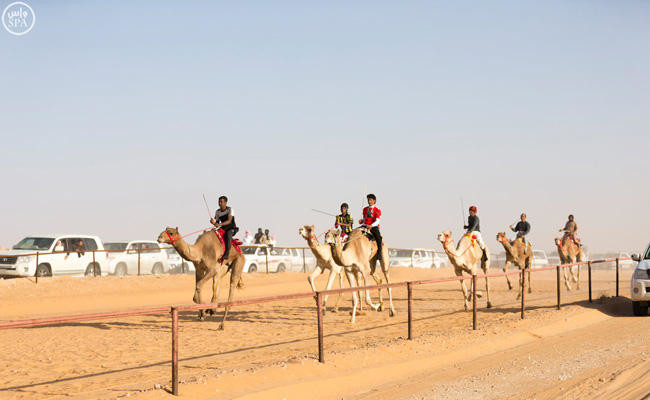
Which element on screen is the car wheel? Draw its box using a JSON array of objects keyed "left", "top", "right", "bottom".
[
  {"left": 36, "top": 264, "right": 52, "bottom": 277},
  {"left": 277, "top": 263, "right": 286, "bottom": 273},
  {"left": 633, "top": 301, "right": 648, "bottom": 316},
  {"left": 85, "top": 263, "right": 101, "bottom": 277},
  {"left": 152, "top": 263, "right": 164, "bottom": 275},
  {"left": 115, "top": 263, "right": 127, "bottom": 276},
  {"left": 248, "top": 264, "right": 257, "bottom": 273}
]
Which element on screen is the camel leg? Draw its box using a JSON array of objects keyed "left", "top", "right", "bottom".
[
  {"left": 481, "top": 259, "right": 492, "bottom": 309},
  {"left": 194, "top": 266, "right": 219, "bottom": 321},
  {"left": 345, "top": 269, "right": 359, "bottom": 323},
  {"left": 218, "top": 256, "right": 244, "bottom": 330},
  {"left": 456, "top": 268, "right": 470, "bottom": 311},
  {"left": 527, "top": 266, "right": 532, "bottom": 294},
  {"left": 504, "top": 261, "right": 514, "bottom": 290},
  {"left": 380, "top": 263, "right": 395, "bottom": 317},
  {"left": 331, "top": 267, "right": 343, "bottom": 312},
  {"left": 562, "top": 262, "right": 573, "bottom": 291},
  {"left": 307, "top": 262, "right": 323, "bottom": 293},
  {"left": 357, "top": 265, "right": 379, "bottom": 311},
  {"left": 322, "top": 266, "right": 339, "bottom": 314},
  {"left": 575, "top": 264, "right": 581, "bottom": 289},
  {"left": 369, "top": 256, "right": 384, "bottom": 311}
]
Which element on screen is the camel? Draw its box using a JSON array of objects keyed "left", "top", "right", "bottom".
[
  {"left": 496, "top": 232, "right": 533, "bottom": 299},
  {"left": 437, "top": 231, "right": 492, "bottom": 310},
  {"left": 299, "top": 225, "right": 344, "bottom": 313},
  {"left": 554, "top": 237, "right": 583, "bottom": 290},
  {"left": 324, "top": 228, "right": 395, "bottom": 323},
  {"left": 157, "top": 227, "right": 244, "bottom": 329}
]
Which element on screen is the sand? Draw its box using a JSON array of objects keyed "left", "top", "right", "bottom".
[{"left": 0, "top": 267, "right": 646, "bottom": 399}]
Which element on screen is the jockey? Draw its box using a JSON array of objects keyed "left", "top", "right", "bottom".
[
  {"left": 334, "top": 203, "right": 353, "bottom": 242},
  {"left": 464, "top": 205, "right": 487, "bottom": 258},
  {"left": 210, "top": 195, "right": 238, "bottom": 263},
  {"left": 509, "top": 213, "right": 531, "bottom": 243},
  {"left": 359, "top": 194, "right": 383, "bottom": 261},
  {"left": 559, "top": 214, "right": 578, "bottom": 246}
]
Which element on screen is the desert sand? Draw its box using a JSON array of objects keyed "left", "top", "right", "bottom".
[{"left": 0, "top": 266, "right": 647, "bottom": 399}]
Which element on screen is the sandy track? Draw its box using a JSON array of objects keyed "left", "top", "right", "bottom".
[{"left": 0, "top": 267, "right": 646, "bottom": 399}]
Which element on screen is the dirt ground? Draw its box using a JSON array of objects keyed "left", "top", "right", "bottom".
[{"left": 0, "top": 266, "right": 647, "bottom": 400}]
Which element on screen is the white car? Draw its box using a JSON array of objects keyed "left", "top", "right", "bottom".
[
  {"left": 532, "top": 249, "right": 549, "bottom": 268},
  {"left": 270, "top": 247, "right": 314, "bottom": 272},
  {"left": 0, "top": 234, "right": 106, "bottom": 277},
  {"left": 242, "top": 245, "right": 293, "bottom": 273},
  {"left": 389, "top": 249, "right": 443, "bottom": 269},
  {"left": 631, "top": 244, "right": 650, "bottom": 316},
  {"left": 105, "top": 240, "right": 169, "bottom": 276}
]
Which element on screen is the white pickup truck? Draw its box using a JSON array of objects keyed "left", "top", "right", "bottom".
[{"left": 0, "top": 234, "right": 106, "bottom": 277}]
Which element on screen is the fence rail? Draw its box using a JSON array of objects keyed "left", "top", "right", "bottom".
[{"left": 0, "top": 257, "right": 632, "bottom": 396}]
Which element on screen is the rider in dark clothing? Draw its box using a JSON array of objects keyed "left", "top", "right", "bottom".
[
  {"left": 359, "top": 194, "right": 383, "bottom": 261},
  {"left": 210, "top": 196, "right": 238, "bottom": 263},
  {"left": 510, "top": 213, "right": 531, "bottom": 243}
]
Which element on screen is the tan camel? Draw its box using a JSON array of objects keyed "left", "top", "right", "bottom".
[
  {"left": 554, "top": 237, "right": 583, "bottom": 290},
  {"left": 157, "top": 227, "right": 244, "bottom": 329},
  {"left": 496, "top": 232, "right": 532, "bottom": 299},
  {"left": 299, "top": 225, "right": 344, "bottom": 313},
  {"left": 437, "top": 231, "right": 492, "bottom": 310},
  {"left": 324, "top": 228, "right": 395, "bottom": 323}
]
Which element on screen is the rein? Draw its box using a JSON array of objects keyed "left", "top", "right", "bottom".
[{"left": 166, "top": 227, "right": 212, "bottom": 244}]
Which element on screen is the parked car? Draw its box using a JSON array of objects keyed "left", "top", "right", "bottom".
[
  {"left": 0, "top": 234, "right": 106, "bottom": 277},
  {"left": 532, "top": 250, "right": 549, "bottom": 268},
  {"left": 389, "top": 249, "right": 444, "bottom": 269},
  {"left": 162, "top": 247, "right": 187, "bottom": 274},
  {"left": 242, "top": 245, "right": 293, "bottom": 273},
  {"left": 269, "top": 247, "right": 313, "bottom": 272},
  {"left": 548, "top": 255, "right": 561, "bottom": 266},
  {"left": 617, "top": 252, "right": 636, "bottom": 269},
  {"left": 630, "top": 244, "right": 650, "bottom": 316},
  {"left": 105, "top": 240, "right": 168, "bottom": 276}
]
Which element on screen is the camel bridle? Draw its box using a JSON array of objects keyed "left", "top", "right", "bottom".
[{"left": 165, "top": 230, "right": 180, "bottom": 244}]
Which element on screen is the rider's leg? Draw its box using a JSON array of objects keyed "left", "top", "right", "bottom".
[
  {"left": 370, "top": 227, "right": 383, "bottom": 260},
  {"left": 222, "top": 229, "right": 233, "bottom": 261}
]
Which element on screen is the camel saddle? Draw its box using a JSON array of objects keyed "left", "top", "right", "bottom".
[
  {"left": 214, "top": 228, "right": 243, "bottom": 255},
  {"left": 464, "top": 233, "right": 479, "bottom": 249}
]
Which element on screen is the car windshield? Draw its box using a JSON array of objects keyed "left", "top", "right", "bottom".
[
  {"left": 389, "top": 250, "right": 412, "bottom": 258},
  {"left": 164, "top": 248, "right": 178, "bottom": 255},
  {"left": 533, "top": 251, "right": 545, "bottom": 258},
  {"left": 12, "top": 237, "right": 55, "bottom": 251},
  {"left": 644, "top": 246, "right": 650, "bottom": 260},
  {"left": 104, "top": 242, "right": 127, "bottom": 250},
  {"left": 243, "top": 247, "right": 261, "bottom": 255}
]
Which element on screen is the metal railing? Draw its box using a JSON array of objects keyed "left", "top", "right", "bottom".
[{"left": 0, "top": 256, "right": 630, "bottom": 396}]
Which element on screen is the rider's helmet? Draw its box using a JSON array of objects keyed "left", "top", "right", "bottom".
[{"left": 469, "top": 205, "right": 477, "bottom": 213}]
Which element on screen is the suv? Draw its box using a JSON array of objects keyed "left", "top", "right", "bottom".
[
  {"left": 105, "top": 240, "right": 168, "bottom": 276},
  {"left": 389, "top": 249, "right": 443, "bottom": 269},
  {"left": 0, "top": 234, "right": 105, "bottom": 277},
  {"left": 631, "top": 244, "right": 650, "bottom": 316},
  {"left": 242, "top": 245, "right": 293, "bottom": 273},
  {"left": 532, "top": 250, "right": 549, "bottom": 268}
]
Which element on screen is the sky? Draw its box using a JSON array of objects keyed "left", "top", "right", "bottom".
[{"left": 1, "top": 1, "right": 649, "bottom": 254}]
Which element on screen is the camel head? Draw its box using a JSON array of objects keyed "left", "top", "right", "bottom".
[
  {"left": 324, "top": 229, "right": 340, "bottom": 246},
  {"left": 554, "top": 237, "right": 562, "bottom": 247},
  {"left": 496, "top": 232, "right": 508, "bottom": 244},
  {"left": 299, "top": 225, "right": 315, "bottom": 241},
  {"left": 437, "top": 231, "right": 453, "bottom": 245},
  {"left": 157, "top": 227, "right": 180, "bottom": 244}
]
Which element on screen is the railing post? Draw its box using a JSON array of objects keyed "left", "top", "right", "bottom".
[
  {"left": 616, "top": 257, "right": 620, "bottom": 297},
  {"left": 472, "top": 275, "right": 477, "bottom": 330},
  {"left": 137, "top": 248, "right": 141, "bottom": 276},
  {"left": 556, "top": 265, "right": 561, "bottom": 310},
  {"left": 407, "top": 282, "right": 413, "bottom": 339},
  {"left": 316, "top": 292, "right": 324, "bottom": 363},
  {"left": 302, "top": 248, "right": 306, "bottom": 273},
  {"left": 92, "top": 250, "right": 96, "bottom": 277},
  {"left": 587, "top": 261, "right": 593, "bottom": 303},
  {"left": 171, "top": 306, "right": 179, "bottom": 396},
  {"left": 410, "top": 251, "right": 414, "bottom": 268},
  {"left": 35, "top": 251, "right": 39, "bottom": 284},
  {"left": 520, "top": 269, "right": 525, "bottom": 319},
  {"left": 265, "top": 248, "right": 269, "bottom": 274}
]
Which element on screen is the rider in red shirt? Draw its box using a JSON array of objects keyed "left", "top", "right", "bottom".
[{"left": 359, "top": 193, "right": 383, "bottom": 261}]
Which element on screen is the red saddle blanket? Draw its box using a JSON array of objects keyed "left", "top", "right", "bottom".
[{"left": 214, "top": 229, "right": 243, "bottom": 255}]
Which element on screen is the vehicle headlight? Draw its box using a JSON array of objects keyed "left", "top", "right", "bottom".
[
  {"left": 634, "top": 269, "right": 649, "bottom": 280},
  {"left": 18, "top": 255, "right": 35, "bottom": 264}
]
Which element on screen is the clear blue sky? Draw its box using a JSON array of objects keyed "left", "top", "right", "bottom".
[{"left": 1, "top": 1, "right": 648, "bottom": 253}]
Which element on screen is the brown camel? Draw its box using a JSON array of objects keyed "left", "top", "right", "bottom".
[
  {"left": 437, "top": 231, "right": 492, "bottom": 310},
  {"left": 496, "top": 232, "right": 532, "bottom": 299},
  {"left": 554, "top": 237, "right": 583, "bottom": 290},
  {"left": 299, "top": 225, "right": 344, "bottom": 313},
  {"left": 157, "top": 227, "right": 244, "bottom": 329},
  {"left": 324, "top": 228, "right": 395, "bottom": 323}
]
